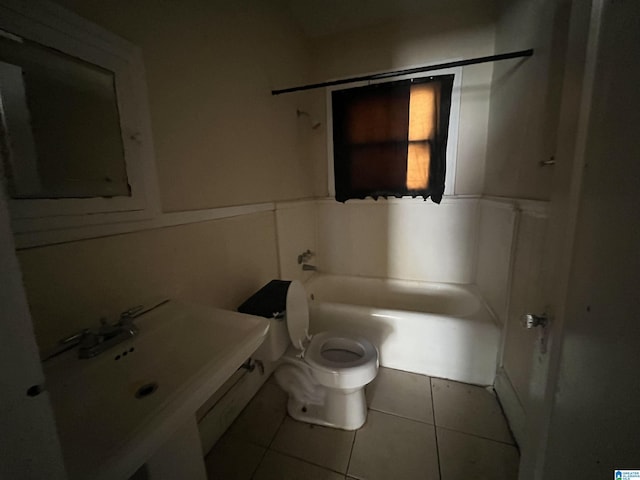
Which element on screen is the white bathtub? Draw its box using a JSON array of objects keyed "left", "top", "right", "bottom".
[{"left": 305, "top": 274, "right": 500, "bottom": 386}]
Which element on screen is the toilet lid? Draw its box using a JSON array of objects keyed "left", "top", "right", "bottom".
[{"left": 285, "top": 280, "right": 309, "bottom": 349}]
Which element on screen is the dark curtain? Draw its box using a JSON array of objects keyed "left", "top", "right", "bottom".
[{"left": 332, "top": 75, "right": 454, "bottom": 203}]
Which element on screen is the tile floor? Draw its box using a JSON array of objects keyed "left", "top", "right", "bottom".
[{"left": 205, "top": 367, "right": 519, "bottom": 480}]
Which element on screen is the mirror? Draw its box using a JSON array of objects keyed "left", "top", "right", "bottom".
[{"left": 0, "top": 30, "right": 130, "bottom": 199}]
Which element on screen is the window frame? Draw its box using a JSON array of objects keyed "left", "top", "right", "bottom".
[{"left": 326, "top": 65, "right": 462, "bottom": 199}]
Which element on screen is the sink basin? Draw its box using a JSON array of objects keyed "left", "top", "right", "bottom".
[{"left": 44, "top": 301, "right": 269, "bottom": 480}]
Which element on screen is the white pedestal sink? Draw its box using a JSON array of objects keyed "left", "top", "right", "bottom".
[{"left": 44, "top": 301, "right": 269, "bottom": 480}]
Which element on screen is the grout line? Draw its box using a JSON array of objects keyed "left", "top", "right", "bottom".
[
  {"left": 367, "top": 405, "right": 435, "bottom": 426},
  {"left": 435, "top": 425, "right": 518, "bottom": 448},
  {"left": 266, "top": 448, "right": 351, "bottom": 476},
  {"left": 491, "top": 385, "right": 520, "bottom": 452},
  {"left": 366, "top": 408, "right": 433, "bottom": 426},
  {"left": 264, "top": 408, "right": 355, "bottom": 476},
  {"left": 430, "top": 377, "right": 443, "bottom": 480},
  {"left": 249, "top": 446, "right": 269, "bottom": 480},
  {"left": 266, "top": 411, "right": 287, "bottom": 449},
  {"left": 250, "top": 388, "right": 288, "bottom": 479},
  {"left": 345, "top": 410, "right": 360, "bottom": 477}
]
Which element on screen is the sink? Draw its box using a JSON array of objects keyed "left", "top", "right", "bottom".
[{"left": 44, "top": 301, "right": 269, "bottom": 480}]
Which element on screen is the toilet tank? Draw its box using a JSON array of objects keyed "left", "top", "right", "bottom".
[
  {"left": 237, "top": 279, "right": 292, "bottom": 361},
  {"left": 262, "top": 317, "right": 290, "bottom": 361}
]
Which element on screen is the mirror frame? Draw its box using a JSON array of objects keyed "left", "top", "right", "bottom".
[{"left": 0, "top": 0, "right": 160, "bottom": 243}]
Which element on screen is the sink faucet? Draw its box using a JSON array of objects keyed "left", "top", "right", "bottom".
[
  {"left": 43, "top": 299, "right": 168, "bottom": 361},
  {"left": 77, "top": 315, "right": 139, "bottom": 359}
]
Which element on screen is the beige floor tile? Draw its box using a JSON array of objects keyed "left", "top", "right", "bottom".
[
  {"left": 431, "top": 378, "right": 513, "bottom": 444},
  {"left": 205, "top": 434, "right": 265, "bottom": 480},
  {"left": 348, "top": 410, "right": 439, "bottom": 480},
  {"left": 271, "top": 417, "right": 355, "bottom": 473},
  {"left": 437, "top": 428, "right": 519, "bottom": 480},
  {"left": 226, "top": 382, "right": 288, "bottom": 447},
  {"left": 254, "top": 451, "right": 345, "bottom": 480},
  {"left": 366, "top": 367, "right": 433, "bottom": 423}
]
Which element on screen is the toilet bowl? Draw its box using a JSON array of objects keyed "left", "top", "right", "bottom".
[{"left": 272, "top": 281, "right": 378, "bottom": 430}]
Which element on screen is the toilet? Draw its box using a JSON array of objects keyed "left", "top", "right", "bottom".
[{"left": 269, "top": 281, "right": 378, "bottom": 430}]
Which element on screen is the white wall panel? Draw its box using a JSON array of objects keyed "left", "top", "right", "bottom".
[
  {"left": 317, "top": 197, "right": 479, "bottom": 284},
  {"left": 475, "top": 200, "right": 516, "bottom": 324},
  {"left": 275, "top": 200, "right": 318, "bottom": 282}
]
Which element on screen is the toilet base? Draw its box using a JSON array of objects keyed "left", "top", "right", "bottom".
[{"left": 286, "top": 386, "right": 368, "bottom": 431}]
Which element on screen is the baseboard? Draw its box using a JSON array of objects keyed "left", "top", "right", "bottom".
[{"left": 494, "top": 367, "right": 526, "bottom": 447}]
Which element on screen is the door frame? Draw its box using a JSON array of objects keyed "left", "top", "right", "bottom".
[
  {"left": 517, "top": 0, "right": 604, "bottom": 478},
  {"left": 0, "top": 172, "right": 67, "bottom": 476}
]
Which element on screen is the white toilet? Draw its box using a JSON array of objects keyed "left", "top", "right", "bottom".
[{"left": 269, "top": 281, "right": 378, "bottom": 430}]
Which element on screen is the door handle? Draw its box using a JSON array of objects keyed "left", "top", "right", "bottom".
[{"left": 522, "top": 313, "right": 548, "bottom": 329}]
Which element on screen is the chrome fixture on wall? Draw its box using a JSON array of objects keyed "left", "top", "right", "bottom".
[
  {"left": 522, "top": 313, "right": 549, "bottom": 329},
  {"left": 297, "top": 249, "right": 315, "bottom": 264},
  {"left": 298, "top": 249, "right": 317, "bottom": 272},
  {"left": 296, "top": 109, "right": 321, "bottom": 129}
]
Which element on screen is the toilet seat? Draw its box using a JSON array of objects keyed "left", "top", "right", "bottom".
[
  {"left": 285, "top": 280, "right": 311, "bottom": 351},
  {"left": 305, "top": 331, "right": 377, "bottom": 370},
  {"left": 305, "top": 331, "right": 378, "bottom": 389}
]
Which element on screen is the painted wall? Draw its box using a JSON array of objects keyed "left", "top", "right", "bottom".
[
  {"left": 16, "top": 1, "right": 503, "bottom": 351},
  {"left": 483, "top": 0, "right": 570, "bottom": 199},
  {"left": 15, "top": 0, "right": 314, "bottom": 352},
  {"left": 310, "top": 6, "right": 497, "bottom": 196},
  {"left": 55, "top": 0, "right": 315, "bottom": 211},
  {"left": 300, "top": 7, "right": 497, "bottom": 286},
  {"left": 19, "top": 212, "right": 279, "bottom": 352}
]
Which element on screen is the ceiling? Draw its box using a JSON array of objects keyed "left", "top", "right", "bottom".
[{"left": 286, "top": 0, "right": 498, "bottom": 38}]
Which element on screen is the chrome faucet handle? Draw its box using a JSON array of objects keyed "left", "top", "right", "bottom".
[
  {"left": 117, "top": 315, "right": 138, "bottom": 336},
  {"left": 59, "top": 328, "right": 91, "bottom": 345},
  {"left": 78, "top": 331, "right": 99, "bottom": 348},
  {"left": 96, "top": 317, "right": 123, "bottom": 338},
  {"left": 120, "top": 305, "right": 144, "bottom": 319}
]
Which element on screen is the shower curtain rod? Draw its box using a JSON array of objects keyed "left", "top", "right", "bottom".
[{"left": 271, "top": 48, "right": 533, "bottom": 95}]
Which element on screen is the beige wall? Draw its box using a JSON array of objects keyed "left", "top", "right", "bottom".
[
  {"left": 309, "top": 7, "right": 497, "bottom": 196},
  {"left": 484, "top": 0, "right": 570, "bottom": 199},
  {"left": 16, "top": 1, "right": 506, "bottom": 352},
  {"left": 17, "top": 0, "right": 314, "bottom": 351},
  {"left": 19, "top": 212, "right": 279, "bottom": 351},
  {"left": 56, "top": 0, "right": 315, "bottom": 211}
]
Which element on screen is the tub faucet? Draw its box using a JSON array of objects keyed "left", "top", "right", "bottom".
[
  {"left": 302, "top": 264, "right": 317, "bottom": 271},
  {"left": 297, "top": 249, "right": 315, "bottom": 264}
]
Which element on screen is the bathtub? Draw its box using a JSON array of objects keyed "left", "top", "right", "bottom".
[{"left": 305, "top": 274, "right": 500, "bottom": 386}]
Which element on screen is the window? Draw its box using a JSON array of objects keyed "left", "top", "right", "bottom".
[{"left": 331, "top": 74, "right": 455, "bottom": 203}]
